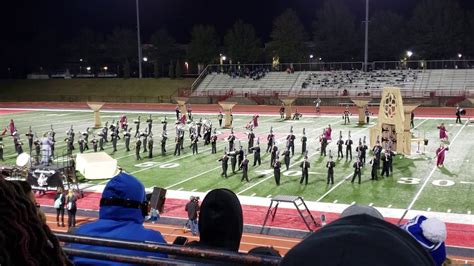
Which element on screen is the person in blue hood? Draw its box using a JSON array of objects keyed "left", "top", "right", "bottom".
[{"left": 70, "top": 172, "right": 167, "bottom": 265}]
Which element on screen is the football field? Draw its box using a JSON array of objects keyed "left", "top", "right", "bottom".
[{"left": 1, "top": 109, "right": 473, "bottom": 215}]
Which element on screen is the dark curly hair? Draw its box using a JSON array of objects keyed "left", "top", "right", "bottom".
[{"left": 0, "top": 178, "right": 73, "bottom": 266}]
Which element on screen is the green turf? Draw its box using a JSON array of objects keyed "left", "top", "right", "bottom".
[
  {"left": 1, "top": 110, "right": 472, "bottom": 215},
  {"left": 0, "top": 78, "right": 194, "bottom": 102}
]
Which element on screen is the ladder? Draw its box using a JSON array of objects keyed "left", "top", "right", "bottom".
[{"left": 260, "top": 195, "right": 320, "bottom": 233}]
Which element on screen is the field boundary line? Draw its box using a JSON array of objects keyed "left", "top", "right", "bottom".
[{"left": 399, "top": 120, "right": 468, "bottom": 223}]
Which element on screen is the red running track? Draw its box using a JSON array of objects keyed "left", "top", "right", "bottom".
[
  {"left": 35, "top": 191, "right": 474, "bottom": 248},
  {"left": 0, "top": 102, "right": 473, "bottom": 118}
]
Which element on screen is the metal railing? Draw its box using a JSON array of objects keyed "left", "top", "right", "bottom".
[
  {"left": 191, "top": 88, "right": 472, "bottom": 99},
  {"left": 372, "top": 60, "right": 474, "bottom": 70},
  {"left": 57, "top": 233, "right": 281, "bottom": 265}
]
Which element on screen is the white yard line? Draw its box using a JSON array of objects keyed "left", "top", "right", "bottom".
[
  {"left": 113, "top": 115, "right": 278, "bottom": 161},
  {"left": 316, "top": 172, "right": 353, "bottom": 202},
  {"left": 234, "top": 117, "right": 350, "bottom": 195},
  {"left": 314, "top": 125, "right": 373, "bottom": 202},
  {"left": 162, "top": 116, "right": 341, "bottom": 192},
  {"left": 401, "top": 120, "right": 468, "bottom": 220},
  {"left": 413, "top": 119, "right": 428, "bottom": 129},
  {"left": 127, "top": 115, "right": 335, "bottom": 175},
  {"left": 236, "top": 152, "right": 318, "bottom": 195},
  {"left": 165, "top": 166, "right": 221, "bottom": 189}
]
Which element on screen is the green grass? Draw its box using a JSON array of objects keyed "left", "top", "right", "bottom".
[
  {"left": 0, "top": 78, "right": 194, "bottom": 102},
  {"left": 1, "top": 110, "right": 472, "bottom": 215}
]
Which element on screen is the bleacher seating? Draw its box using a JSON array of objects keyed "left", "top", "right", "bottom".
[{"left": 193, "top": 67, "right": 474, "bottom": 98}]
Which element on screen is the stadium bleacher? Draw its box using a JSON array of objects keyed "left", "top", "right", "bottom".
[{"left": 193, "top": 65, "right": 474, "bottom": 98}]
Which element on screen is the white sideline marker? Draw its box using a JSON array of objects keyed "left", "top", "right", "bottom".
[
  {"left": 468, "top": 210, "right": 472, "bottom": 215},
  {"left": 333, "top": 200, "right": 338, "bottom": 204},
  {"left": 426, "top": 208, "right": 431, "bottom": 212},
  {"left": 250, "top": 193, "right": 256, "bottom": 197},
  {"left": 266, "top": 195, "right": 272, "bottom": 198},
  {"left": 368, "top": 203, "right": 373, "bottom": 207},
  {"left": 403, "top": 121, "right": 468, "bottom": 216},
  {"left": 447, "top": 209, "right": 452, "bottom": 213},
  {"left": 387, "top": 205, "right": 392, "bottom": 208},
  {"left": 351, "top": 201, "right": 356, "bottom": 205},
  {"left": 191, "top": 189, "right": 197, "bottom": 192},
  {"left": 460, "top": 181, "right": 474, "bottom": 184},
  {"left": 177, "top": 187, "right": 183, "bottom": 191}
]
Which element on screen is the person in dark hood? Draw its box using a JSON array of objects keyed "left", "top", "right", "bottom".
[
  {"left": 281, "top": 212, "right": 434, "bottom": 266},
  {"left": 70, "top": 172, "right": 167, "bottom": 265},
  {"left": 187, "top": 188, "right": 243, "bottom": 252}
]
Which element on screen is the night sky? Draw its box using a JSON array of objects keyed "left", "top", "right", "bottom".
[{"left": 2, "top": 0, "right": 474, "bottom": 44}]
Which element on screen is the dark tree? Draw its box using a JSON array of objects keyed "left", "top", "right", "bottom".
[
  {"left": 369, "top": 11, "right": 407, "bottom": 61},
  {"left": 188, "top": 25, "right": 219, "bottom": 66},
  {"left": 149, "top": 28, "right": 179, "bottom": 77},
  {"left": 224, "top": 20, "right": 262, "bottom": 63},
  {"left": 27, "top": 30, "right": 62, "bottom": 72},
  {"left": 410, "top": 0, "right": 464, "bottom": 59},
  {"left": 175, "top": 59, "right": 183, "bottom": 78},
  {"left": 106, "top": 28, "right": 137, "bottom": 78},
  {"left": 168, "top": 60, "right": 175, "bottom": 78},
  {"left": 268, "top": 9, "right": 308, "bottom": 62},
  {"left": 463, "top": 10, "right": 474, "bottom": 59},
  {"left": 70, "top": 29, "right": 104, "bottom": 67},
  {"left": 313, "top": 0, "right": 358, "bottom": 62}
]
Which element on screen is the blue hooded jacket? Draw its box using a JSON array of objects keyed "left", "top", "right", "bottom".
[{"left": 71, "top": 172, "right": 167, "bottom": 265}]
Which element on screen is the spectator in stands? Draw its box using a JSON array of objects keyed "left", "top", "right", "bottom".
[
  {"left": 187, "top": 188, "right": 243, "bottom": 252},
  {"left": 281, "top": 204, "right": 434, "bottom": 266},
  {"left": 400, "top": 215, "right": 447, "bottom": 266},
  {"left": 54, "top": 187, "right": 66, "bottom": 227},
  {"left": 70, "top": 172, "right": 167, "bottom": 264},
  {"left": 185, "top": 196, "right": 200, "bottom": 236},
  {"left": 0, "top": 178, "right": 73, "bottom": 266},
  {"left": 66, "top": 189, "right": 77, "bottom": 228}
]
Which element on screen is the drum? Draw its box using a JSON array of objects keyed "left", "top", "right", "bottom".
[{"left": 16, "top": 153, "right": 30, "bottom": 167}]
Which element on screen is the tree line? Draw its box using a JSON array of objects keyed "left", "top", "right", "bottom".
[{"left": 2, "top": 0, "right": 474, "bottom": 78}]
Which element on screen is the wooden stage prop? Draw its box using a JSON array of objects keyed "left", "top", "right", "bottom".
[
  {"left": 87, "top": 102, "right": 105, "bottom": 128},
  {"left": 370, "top": 87, "right": 421, "bottom": 155},
  {"left": 218, "top": 102, "right": 237, "bottom": 128}
]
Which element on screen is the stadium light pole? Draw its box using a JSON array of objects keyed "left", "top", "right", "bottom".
[
  {"left": 136, "top": 0, "right": 143, "bottom": 79},
  {"left": 363, "top": 0, "right": 369, "bottom": 72}
]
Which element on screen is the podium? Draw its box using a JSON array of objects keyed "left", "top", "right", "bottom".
[
  {"left": 280, "top": 97, "right": 297, "bottom": 120},
  {"left": 218, "top": 102, "right": 237, "bottom": 128},
  {"left": 351, "top": 97, "right": 372, "bottom": 125},
  {"left": 87, "top": 102, "right": 105, "bottom": 128}
]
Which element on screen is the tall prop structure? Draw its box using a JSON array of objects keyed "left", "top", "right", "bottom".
[
  {"left": 174, "top": 97, "right": 189, "bottom": 119},
  {"left": 369, "top": 87, "right": 411, "bottom": 155},
  {"left": 218, "top": 101, "right": 237, "bottom": 128},
  {"left": 279, "top": 97, "right": 297, "bottom": 120},
  {"left": 87, "top": 102, "right": 105, "bottom": 128}
]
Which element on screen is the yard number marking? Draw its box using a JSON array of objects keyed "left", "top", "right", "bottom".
[{"left": 134, "top": 162, "right": 179, "bottom": 168}]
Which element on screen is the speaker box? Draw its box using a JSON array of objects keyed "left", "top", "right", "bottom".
[{"left": 149, "top": 187, "right": 167, "bottom": 213}]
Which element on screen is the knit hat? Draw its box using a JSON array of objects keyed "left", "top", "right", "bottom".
[
  {"left": 420, "top": 218, "right": 446, "bottom": 243},
  {"left": 340, "top": 204, "right": 384, "bottom": 220},
  {"left": 401, "top": 215, "right": 447, "bottom": 266},
  {"left": 198, "top": 188, "right": 243, "bottom": 252},
  {"left": 281, "top": 214, "right": 434, "bottom": 266}
]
